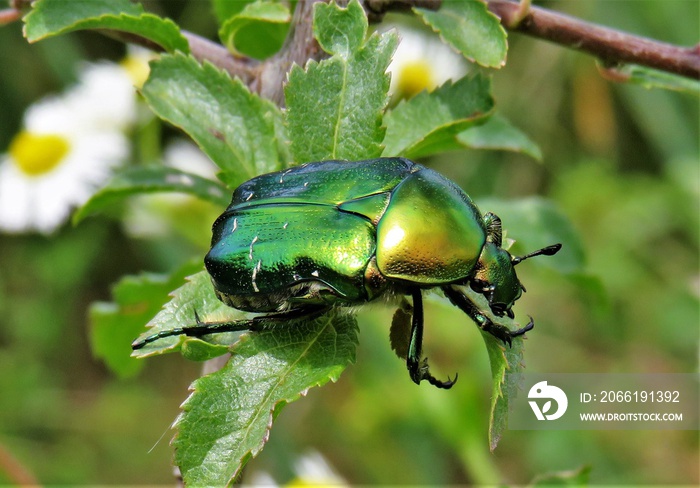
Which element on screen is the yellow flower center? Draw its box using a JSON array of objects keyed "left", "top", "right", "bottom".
[
  {"left": 9, "top": 131, "right": 70, "bottom": 176},
  {"left": 396, "top": 59, "right": 435, "bottom": 99},
  {"left": 120, "top": 55, "right": 151, "bottom": 88}
]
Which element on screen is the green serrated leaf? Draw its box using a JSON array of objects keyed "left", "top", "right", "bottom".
[
  {"left": 455, "top": 286, "right": 525, "bottom": 451},
  {"left": 382, "top": 74, "right": 494, "bottom": 158},
  {"left": 219, "top": 1, "right": 291, "bottom": 60},
  {"left": 141, "top": 53, "right": 285, "bottom": 187},
  {"left": 476, "top": 197, "right": 585, "bottom": 274},
  {"left": 24, "top": 0, "right": 189, "bottom": 53},
  {"left": 90, "top": 260, "right": 203, "bottom": 377},
  {"left": 483, "top": 328, "right": 525, "bottom": 451},
  {"left": 131, "top": 270, "right": 241, "bottom": 358},
  {"left": 174, "top": 311, "right": 358, "bottom": 486},
  {"left": 285, "top": 0, "right": 397, "bottom": 163},
  {"left": 415, "top": 0, "right": 507, "bottom": 68},
  {"left": 73, "top": 166, "right": 230, "bottom": 224},
  {"left": 457, "top": 113, "right": 542, "bottom": 161},
  {"left": 313, "top": 0, "right": 367, "bottom": 57}
]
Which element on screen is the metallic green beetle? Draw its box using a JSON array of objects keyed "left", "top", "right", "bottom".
[{"left": 133, "top": 158, "right": 561, "bottom": 389}]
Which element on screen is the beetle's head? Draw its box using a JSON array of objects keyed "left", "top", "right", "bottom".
[{"left": 471, "top": 213, "right": 562, "bottom": 318}]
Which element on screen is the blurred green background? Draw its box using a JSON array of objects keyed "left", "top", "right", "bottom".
[{"left": 0, "top": 0, "right": 697, "bottom": 485}]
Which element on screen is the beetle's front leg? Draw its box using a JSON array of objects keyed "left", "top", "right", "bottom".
[
  {"left": 406, "top": 288, "right": 458, "bottom": 389},
  {"left": 442, "top": 286, "right": 534, "bottom": 346}
]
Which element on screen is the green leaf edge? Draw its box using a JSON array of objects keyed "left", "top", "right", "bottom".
[
  {"left": 25, "top": 7, "right": 189, "bottom": 54},
  {"left": 173, "top": 313, "right": 359, "bottom": 485},
  {"left": 141, "top": 52, "right": 286, "bottom": 185},
  {"left": 218, "top": 1, "right": 291, "bottom": 59},
  {"left": 73, "top": 166, "right": 230, "bottom": 225},
  {"left": 381, "top": 74, "right": 495, "bottom": 158},
  {"left": 414, "top": 0, "right": 508, "bottom": 69}
]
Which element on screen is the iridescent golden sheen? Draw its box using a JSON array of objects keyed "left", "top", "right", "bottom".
[{"left": 376, "top": 168, "right": 485, "bottom": 284}]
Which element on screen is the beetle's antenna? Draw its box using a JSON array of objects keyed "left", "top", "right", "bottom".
[{"left": 512, "top": 243, "right": 562, "bottom": 265}]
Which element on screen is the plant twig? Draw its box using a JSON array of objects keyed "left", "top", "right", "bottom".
[
  {"left": 487, "top": 0, "right": 700, "bottom": 79},
  {"left": 184, "top": 31, "right": 260, "bottom": 86},
  {"left": 257, "top": 0, "right": 330, "bottom": 105},
  {"left": 0, "top": 8, "right": 21, "bottom": 24},
  {"left": 364, "top": 0, "right": 699, "bottom": 79},
  {"left": 70, "top": 2, "right": 330, "bottom": 106},
  {"left": 364, "top": 0, "right": 441, "bottom": 20}
]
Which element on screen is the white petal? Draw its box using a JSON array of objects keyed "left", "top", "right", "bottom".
[
  {"left": 0, "top": 158, "right": 35, "bottom": 232},
  {"left": 164, "top": 139, "right": 217, "bottom": 178}
]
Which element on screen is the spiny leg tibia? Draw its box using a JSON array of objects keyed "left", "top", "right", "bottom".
[
  {"left": 442, "top": 286, "right": 534, "bottom": 346},
  {"left": 131, "top": 305, "right": 329, "bottom": 350},
  {"left": 406, "top": 288, "right": 458, "bottom": 389}
]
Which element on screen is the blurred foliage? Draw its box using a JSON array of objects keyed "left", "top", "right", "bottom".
[{"left": 0, "top": 0, "right": 697, "bottom": 486}]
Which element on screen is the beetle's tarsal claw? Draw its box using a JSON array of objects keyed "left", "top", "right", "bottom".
[
  {"left": 511, "top": 316, "right": 535, "bottom": 337},
  {"left": 427, "top": 372, "right": 458, "bottom": 389},
  {"left": 414, "top": 357, "right": 457, "bottom": 389}
]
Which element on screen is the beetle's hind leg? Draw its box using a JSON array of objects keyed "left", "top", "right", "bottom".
[
  {"left": 442, "top": 286, "right": 533, "bottom": 346},
  {"left": 131, "top": 305, "right": 329, "bottom": 350},
  {"left": 406, "top": 288, "right": 458, "bottom": 389}
]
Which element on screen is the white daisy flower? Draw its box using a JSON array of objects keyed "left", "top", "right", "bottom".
[
  {"left": 0, "top": 61, "right": 139, "bottom": 234},
  {"left": 244, "top": 450, "right": 346, "bottom": 487},
  {"left": 387, "top": 26, "right": 468, "bottom": 100},
  {"left": 290, "top": 451, "right": 347, "bottom": 486}
]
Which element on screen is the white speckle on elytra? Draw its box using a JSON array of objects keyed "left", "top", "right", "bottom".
[
  {"left": 252, "top": 259, "right": 262, "bottom": 292},
  {"left": 279, "top": 169, "right": 293, "bottom": 184},
  {"left": 249, "top": 236, "right": 258, "bottom": 260}
]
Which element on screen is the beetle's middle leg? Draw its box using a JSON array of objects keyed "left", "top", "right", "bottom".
[
  {"left": 406, "top": 288, "right": 458, "bottom": 389},
  {"left": 132, "top": 305, "right": 330, "bottom": 350},
  {"left": 442, "top": 286, "right": 534, "bottom": 346}
]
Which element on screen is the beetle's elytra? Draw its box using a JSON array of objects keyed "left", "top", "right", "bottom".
[{"left": 133, "top": 158, "right": 561, "bottom": 389}]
